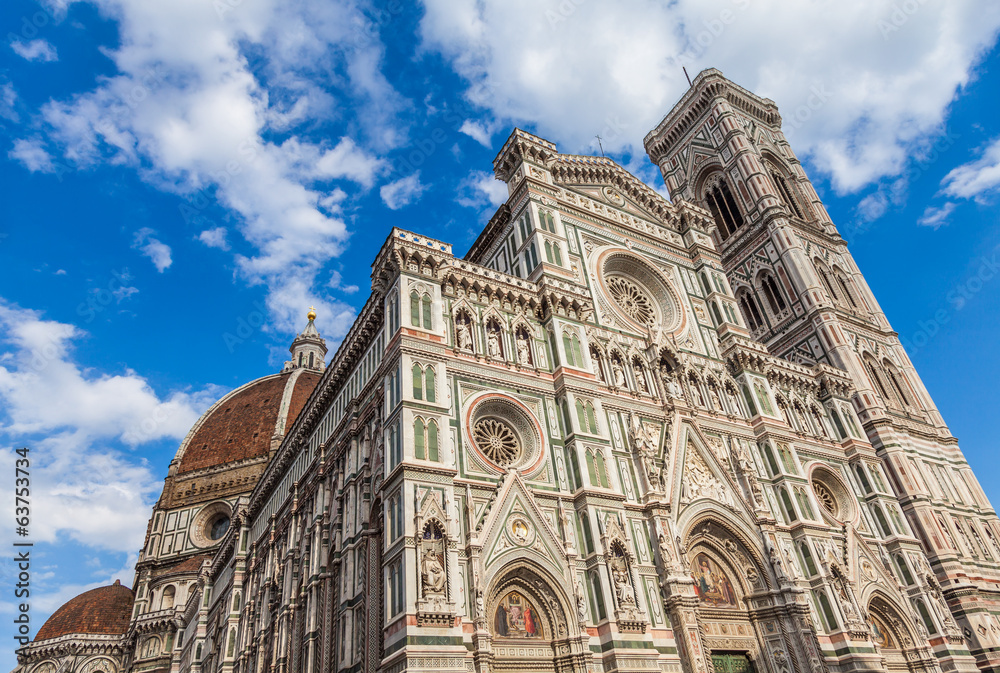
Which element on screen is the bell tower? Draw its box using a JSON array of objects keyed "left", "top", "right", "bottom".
[{"left": 646, "top": 68, "right": 1000, "bottom": 671}]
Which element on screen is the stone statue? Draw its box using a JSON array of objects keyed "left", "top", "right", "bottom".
[
  {"left": 456, "top": 317, "right": 473, "bottom": 351},
  {"left": 576, "top": 580, "right": 588, "bottom": 622},
  {"left": 421, "top": 551, "right": 446, "bottom": 595},
  {"left": 516, "top": 332, "right": 531, "bottom": 364},
  {"left": 613, "top": 362, "right": 627, "bottom": 387},
  {"left": 486, "top": 327, "right": 501, "bottom": 358}
]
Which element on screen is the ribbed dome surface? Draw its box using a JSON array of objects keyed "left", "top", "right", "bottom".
[
  {"left": 177, "top": 370, "right": 320, "bottom": 474},
  {"left": 35, "top": 581, "right": 134, "bottom": 641}
]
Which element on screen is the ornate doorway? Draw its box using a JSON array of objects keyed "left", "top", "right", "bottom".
[{"left": 487, "top": 565, "right": 574, "bottom": 673}]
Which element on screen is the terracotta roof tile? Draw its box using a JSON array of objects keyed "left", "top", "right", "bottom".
[
  {"left": 178, "top": 371, "right": 319, "bottom": 474},
  {"left": 35, "top": 580, "right": 134, "bottom": 641}
]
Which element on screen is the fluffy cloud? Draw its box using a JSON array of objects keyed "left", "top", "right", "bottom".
[
  {"left": 457, "top": 170, "right": 508, "bottom": 209},
  {"left": 10, "top": 39, "right": 58, "bottom": 62},
  {"left": 419, "top": 0, "right": 1000, "bottom": 195},
  {"left": 32, "top": 0, "right": 404, "bottom": 336},
  {"left": 380, "top": 172, "right": 428, "bottom": 209},
  {"left": 8, "top": 138, "right": 54, "bottom": 172},
  {"left": 132, "top": 228, "right": 172, "bottom": 272},
  {"left": 941, "top": 137, "right": 1000, "bottom": 202},
  {"left": 198, "top": 227, "right": 230, "bottom": 250},
  {"left": 0, "top": 301, "right": 221, "bottom": 551},
  {"left": 917, "top": 202, "right": 957, "bottom": 229}
]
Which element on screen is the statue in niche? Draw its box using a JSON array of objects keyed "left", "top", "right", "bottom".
[
  {"left": 456, "top": 312, "right": 473, "bottom": 351},
  {"left": 612, "top": 360, "right": 627, "bottom": 388},
  {"left": 576, "top": 579, "right": 588, "bottom": 622},
  {"left": 420, "top": 522, "right": 446, "bottom": 597},
  {"left": 629, "top": 413, "right": 661, "bottom": 490},
  {"left": 486, "top": 321, "right": 502, "bottom": 358},
  {"left": 516, "top": 328, "right": 532, "bottom": 365},
  {"left": 610, "top": 544, "right": 637, "bottom": 607}
]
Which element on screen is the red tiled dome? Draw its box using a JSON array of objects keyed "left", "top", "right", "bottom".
[
  {"left": 35, "top": 580, "right": 134, "bottom": 641},
  {"left": 176, "top": 369, "right": 320, "bottom": 475}
]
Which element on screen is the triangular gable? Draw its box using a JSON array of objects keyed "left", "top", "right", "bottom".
[
  {"left": 476, "top": 471, "right": 566, "bottom": 580},
  {"left": 672, "top": 424, "right": 752, "bottom": 521}
]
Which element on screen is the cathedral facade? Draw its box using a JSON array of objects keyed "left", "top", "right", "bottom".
[{"left": 16, "top": 69, "right": 1000, "bottom": 673}]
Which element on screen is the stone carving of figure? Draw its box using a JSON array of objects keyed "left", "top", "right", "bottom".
[
  {"left": 629, "top": 413, "right": 661, "bottom": 490},
  {"left": 456, "top": 314, "right": 473, "bottom": 351},
  {"left": 612, "top": 563, "right": 636, "bottom": 606},
  {"left": 635, "top": 367, "right": 649, "bottom": 394},
  {"left": 516, "top": 331, "right": 531, "bottom": 365},
  {"left": 612, "top": 361, "right": 627, "bottom": 388},
  {"left": 421, "top": 551, "right": 446, "bottom": 595},
  {"left": 475, "top": 587, "right": 485, "bottom": 624},
  {"left": 486, "top": 325, "right": 502, "bottom": 358},
  {"left": 576, "top": 580, "right": 588, "bottom": 622},
  {"left": 769, "top": 544, "right": 789, "bottom": 585},
  {"left": 734, "top": 441, "right": 766, "bottom": 509}
]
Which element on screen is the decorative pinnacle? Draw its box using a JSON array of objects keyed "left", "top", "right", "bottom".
[{"left": 307, "top": 306, "right": 316, "bottom": 321}]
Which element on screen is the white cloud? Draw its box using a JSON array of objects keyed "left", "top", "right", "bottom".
[
  {"left": 459, "top": 119, "right": 494, "bottom": 147},
  {"left": 457, "top": 170, "right": 508, "bottom": 209},
  {"left": 9, "top": 138, "right": 54, "bottom": 172},
  {"left": 0, "top": 81, "right": 18, "bottom": 122},
  {"left": 380, "top": 172, "right": 428, "bottom": 209},
  {"left": 0, "top": 301, "right": 221, "bottom": 551},
  {"left": 35, "top": 0, "right": 406, "bottom": 336},
  {"left": 10, "top": 38, "right": 58, "bottom": 62},
  {"left": 198, "top": 227, "right": 230, "bottom": 250},
  {"left": 419, "top": 0, "right": 1000, "bottom": 194},
  {"left": 941, "top": 137, "right": 1000, "bottom": 202},
  {"left": 132, "top": 228, "right": 172, "bottom": 272},
  {"left": 917, "top": 202, "right": 957, "bottom": 228}
]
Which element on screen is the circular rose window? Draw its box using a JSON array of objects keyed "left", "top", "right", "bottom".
[
  {"left": 473, "top": 418, "right": 521, "bottom": 466},
  {"left": 465, "top": 395, "right": 543, "bottom": 474},
  {"left": 595, "top": 249, "right": 683, "bottom": 334},
  {"left": 606, "top": 275, "right": 656, "bottom": 326}
]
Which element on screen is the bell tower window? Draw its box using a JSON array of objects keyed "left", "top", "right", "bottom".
[
  {"left": 704, "top": 179, "right": 744, "bottom": 241},
  {"left": 771, "top": 171, "right": 804, "bottom": 219}
]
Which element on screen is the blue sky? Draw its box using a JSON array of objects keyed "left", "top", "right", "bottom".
[{"left": 2, "top": 0, "right": 1000, "bottom": 666}]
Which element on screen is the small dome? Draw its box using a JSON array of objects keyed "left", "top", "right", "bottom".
[
  {"left": 176, "top": 369, "right": 321, "bottom": 475},
  {"left": 35, "top": 580, "right": 134, "bottom": 641}
]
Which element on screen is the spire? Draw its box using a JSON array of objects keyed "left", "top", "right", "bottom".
[{"left": 284, "top": 308, "right": 327, "bottom": 372}]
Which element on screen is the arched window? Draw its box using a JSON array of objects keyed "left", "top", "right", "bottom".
[
  {"left": 427, "top": 420, "right": 439, "bottom": 461},
  {"left": 553, "top": 243, "right": 563, "bottom": 266},
  {"left": 833, "top": 268, "right": 859, "bottom": 309},
  {"left": 815, "top": 260, "right": 839, "bottom": 303},
  {"left": 588, "top": 569, "right": 606, "bottom": 620},
  {"left": 760, "top": 442, "right": 780, "bottom": 477},
  {"left": 780, "top": 487, "right": 798, "bottom": 522},
  {"left": 894, "top": 555, "right": 915, "bottom": 585},
  {"left": 579, "top": 512, "right": 594, "bottom": 554},
  {"left": 544, "top": 240, "right": 553, "bottom": 263},
  {"left": 586, "top": 402, "right": 598, "bottom": 433},
  {"left": 711, "top": 301, "right": 723, "bottom": 326},
  {"left": 816, "top": 590, "right": 839, "bottom": 631},
  {"left": 576, "top": 400, "right": 587, "bottom": 431},
  {"left": 799, "top": 542, "right": 817, "bottom": 576},
  {"left": 161, "top": 585, "right": 176, "bottom": 610},
  {"left": 884, "top": 363, "right": 911, "bottom": 408},
  {"left": 410, "top": 290, "right": 420, "bottom": 326},
  {"left": 421, "top": 294, "right": 432, "bottom": 328},
  {"left": 704, "top": 178, "right": 745, "bottom": 241},
  {"left": 738, "top": 293, "right": 764, "bottom": 330},
  {"left": 414, "top": 417, "right": 426, "bottom": 459},
  {"left": 424, "top": 366, "right": 436, "bottom": 403},
  {"left": 771, "top": 170, "right": 804, "bottom": 219},
  {"left": 865, "top": 357, "right": 892, "bottom": 404},
  {"left": 700, "top": 272, "right": 712, "bottom": 295},
  {"left": 915, "top": 599, "right": 937, "bottom": 635},
  {"left": 412, "top": 364, "right": 423, "bottom": 400},
  {"left": 760, "top": 273, "right": 787, "bottom": 314}
]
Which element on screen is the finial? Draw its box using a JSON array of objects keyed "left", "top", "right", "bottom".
[{"left": 307, "top": 306, "right": 316, "bottom": 321}]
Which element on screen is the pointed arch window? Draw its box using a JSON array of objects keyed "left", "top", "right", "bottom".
[
  {"left": 704, "top": 178, "right": 745, "bottom": 241},
  {"left": 799, "top": 542, "right": 817, "bottom": 577},
  {"left": 424, "top": 366, "right": 436, "bottom": 403},
  {"left": 834, "top": 268, "right": 859, "bottom": 308},
  {"left": 553, "top": 243, "right": 563, "bottom": 266},
  {"left": 816, "top": 590, "right": 839, "bottom": 632},
  {"left": 422, "top": 294, "right": 432, "bottom": 328},
  {"left": 780, "top": 487, "right": 798, "bottom": 523},
  {"left": 412, "top": 363, "right": 423, "bottom": 400},
  {"left": 413, "top": 417, "right": 439, "bottom": 462},
  {"left": 771, "top": 170, "right": 804, "bottom": 219},
  {"left": 884, "top": 364, "right": 911, "bottom": 407},
  {"left": 544, "top": 240, "right": 553, "bottom": 264},
  {"left": 738, "top": 293, "right": 764, "bottom": 330},
  {"left": 760, "top": 273, "right": 787, "bottom": 313}
]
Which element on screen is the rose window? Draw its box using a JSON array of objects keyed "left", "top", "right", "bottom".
[
  {"left": 473, "top": 418, "right": 522, "bottom": 466},
  {"left": 812, "top": 479, "right": 838, "bottom": 518},
  {"left": 607, "top": 276, "right": 655, "bottom": 326}
]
